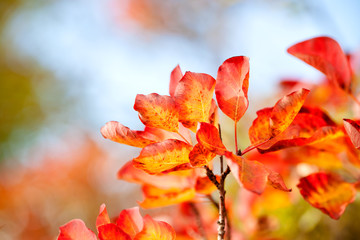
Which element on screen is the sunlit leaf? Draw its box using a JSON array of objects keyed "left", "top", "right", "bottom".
[
  {"left": 270, "top": 88, "right": 310, "bottom": 137},
  {"left": 143, "top": 122, "right": 191, "bottom": 144},
  {"left": 58, "top": 219, "right": 97, "bottom": 240},
  {"left": 288, "top": 36, "right": 352, "bottom": 92},
  {"left": 134, "top": 215, "right": 176, "bottom": 240},
  {"left": 139, "top": 185, "right": 196, "bottom": 208},
  {"left": 196, "top": 122, "right": 228, "bottom": 155},
  {"left": 226, "top": 153, "right": 291, "bottom": 194},
  {"left": 215, "top": 56, "right": 249, "bottom": 122},
  {"left": 118, "top": 161, "right": 194, "bottom": 189},
  {"left": 189, "top": 143, "right": 217, "bottom": 167},
  {"left": 208, "top": 99, "right": 219, "bottom": 127},
  {"left": 134, "top": 93, "right": 179, "bottom": 132},
  {"left": 169, "top": 65, "right": 183, "bottom": 97},
  {"left": 98, "top": 223, "right": 131, "bottom": 240},
  {"left": 174, "top": 71, "right": 216, "bottom": 131},
  {"left": 297, "top": 172, "right": 356, "bottom": 219},
  {"left": 249, "top": 89, "right": 309, "bottom": 147},
  {"left": 116, "top": 207, "right": 143, "bottom": 239},
  {"left": 96, "top": 204, "right": 110, "bottom": 231},
  {"left": 101, "top": 121, "right": 156, "bottom": 148},
  {"left": 344, "top": 119, "right": 360, "bottom": 149},
  {"left": 133, "top": 139, "right": 193, "bottom": 174}
]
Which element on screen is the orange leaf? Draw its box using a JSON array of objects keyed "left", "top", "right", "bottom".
[
  {"left": 270, "top": 88, "right": 310, "bottom": 137},
  {"left": 248, "top": 108, "right": 273, "bottom": 146},
  {"left": 144, "top": 123, "right": 192, "bottom": 144},
  {"left": 288, "top": 36, "right": 352, "bottom": 92},
  {"left": 134, "top": 93, "right": 179, "bottom": 132},
  {"left": 134, "top": 215, "right": 176, "bottom": 240},
  {"left": 196, "top": 122, "right": 228, "bottom": 155},
  {"left": 174, "top": 72, "right": 216, "bottom": 131},
  {"left": 98, "top": 223, "right": 131, "bottom": 240},
  {"left": 96, "top": 204, "right": 111, "bottom": 231},
  {"left": 169, "top": 65, "right": 183, "bottom": 97},
  {"left": 189, "top": 143, "right": 217, "bottom": 167},
  {"left": 226, "top": 153, "right": 291, "bottom": 194},
  {"left": 215, "top": 56, "right": 249, "bottom": 122},
  {"left": 58, "top": 219, "right": 97, "bottom": 240},
  {"left": 248, "top": 89, "right": 309, "bottom": 146},
  {"left": 344, "top": 119, "right": 360, "bottom": 149},
  {"left": 116, "top": 207, "right": 143, "bottom": 239},
  {"left": 101, "top": 121, "right": 156, "bottom": 148},
  {"left": 297, "top": 172, "right": 356, "bottom": 219},
  {"left": 208, "top": 99, "right": 219, "bottom": 127},
  {"left": 139, "top": 185, "right": 196, "bottom": 208},
  {"left": 118, "top": 161, "right": 194, "bottom": 189},
  {"left": 195, "top": 175, "right": 219, "bottom": 195},
  {"left": 133, "top": 139, "right": 192, "bottom": 174}
]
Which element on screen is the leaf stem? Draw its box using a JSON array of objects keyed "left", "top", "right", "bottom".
[
  {"left": 217, "top": 166, "right": 230, "bottom": 240},
  {"left": 234, "top": 122, "right": 239, "bottom": 155},
  {"left": 218, "top": 124, "right": 224, "bottom": 174}
]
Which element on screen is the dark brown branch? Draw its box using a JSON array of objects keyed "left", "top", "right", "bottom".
[{"left": 204, "top": 165, "right": 220, "bottom": 189}]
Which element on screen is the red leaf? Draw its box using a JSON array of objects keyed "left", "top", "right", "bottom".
[
  {"left": 101, "top": 121, "right": 156, "bottom": 148},
  {"left": 134, "top": 215, "right": 176, "bottom": 240},
  {"left": 215, "top": 56, "right": 250, "bottom": 122},
  {"left": 298, "top": 172, "right": 357, "bottom": 219},
  {"left": 196, "top": 122, "right": 228, "bottom": 155},
  {"left": 344, "top": 119, "right": 360, "bottom": 149},
  {"left": 96, "top": 204, "right": 110, "bottom": 231},
  {"left": 133, "top": 139, "right": 193, "bottom": 174},
  {"left": 288, "top": 36, "right": 352, "bottom": 92},
  {"left": 134, "top": 93, "right": 179, "bottom": 132},
  {"left": 174, "top": 71, "right": 216, "bottom": 131},
  {"left": 58, "top": 219, "right": 97, "bottom": 240},
  {"left": 226, "top": 153, "right": 291, "bottom": 194},
  {"left": 169, "top": 65, "right": 183, "bottom": 97},
  {"left": 116, "top": 207, "right": 143, "bottom": 238},
  {"left": 98, "top": 223, "right": 131, "bottom": 240}
]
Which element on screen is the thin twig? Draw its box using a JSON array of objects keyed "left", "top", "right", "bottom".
[
  {"left": 206, "top": 194, "right": 219, "bottom": 210},
  {"left": 189, "top": 202, "right": 207, "bottom": 240}
]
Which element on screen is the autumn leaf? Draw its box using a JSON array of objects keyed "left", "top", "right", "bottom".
[
  {"left": 118, "top": 161, "right": 194, "bottom": 189},
  {"left": 101, "top": 121, "right": 157, "bottom": 148},
  {"left": 98, "top": 223, "right": 132, "bottom": 240},
  {"left": 96, "top": 204, "right": 111, "bottom": 231},
  {"left": 226, "top": 153, "right": 291, "bottom": 194},
  {"left": 344, "top": 119, "right": 360, "bottom": 149},
  {"left": 196, "top": 122, "right": 228, "bottom": 155},
  {"left": 133, "top": 139, "right": 193, "bottom": 174},
  {"left": 58, "top": 219, "right": 97, "bottom": 240},
  {"left": 288, "top": 36, "right": 352, "bottom": 92},
  {"left": 174, "top": 71, "right": 216, "bottom": 131},
  {"left": 297, "top": 172, "right": 357, "bottom": 219},
  {"left": 215, "top": 56, "right": 249, "bottom": 122},
  {"left": 249, "top": 89, "right": 309, "bottom": 146},
  {"left": 270, "top": 88, "right": 310, "bottom": 137},
  {"left": 139, "top": 185, "right": 196, "bottom": 208},
  {"left": 134, "top": 93, "right": 179, "bottom": 132},
  {"left": 144, "top": 123, "right": 192, "bottom": 144},
  {"left": 195, "top": 175, "right": 219, "bottom": 195},
  {"left": 169, "top": 65, "right": 183, "bottom": 97},
  {"left": 134, "top": 215, "right": 176, "bottom": 240},
  {"left": 189, "top": 143, "right": 217, "bottom": 167},
  {"left": 116, "top": 207, "right": 143, "bottom": 239}
]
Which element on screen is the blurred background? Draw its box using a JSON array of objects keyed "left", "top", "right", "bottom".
[{"left": 1, "top": 0, "right": 360, "bottom": 239}]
